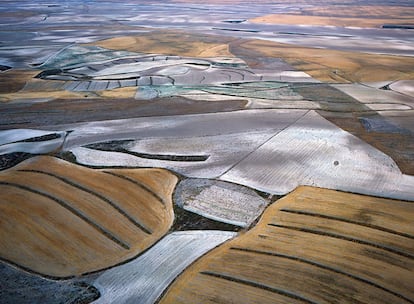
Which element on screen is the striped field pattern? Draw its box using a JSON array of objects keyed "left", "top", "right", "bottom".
[
  {"left": 0, "top": 156, "right": 177, "bottom": 278},
  {"left": 160, "top": 186, "right": 414, "bottom": 304}
]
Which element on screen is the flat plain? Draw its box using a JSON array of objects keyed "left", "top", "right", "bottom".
[{"left": 0, "top": 0, "right": 413, "bottom": 303}]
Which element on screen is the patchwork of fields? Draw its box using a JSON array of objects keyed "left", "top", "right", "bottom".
[{"left": 1, "top": 1, "right": 413, "bottom": 303}]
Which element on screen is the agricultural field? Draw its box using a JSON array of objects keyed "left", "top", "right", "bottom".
[{"left": 0, "top": 0, "right": 413, "bottom": 303}]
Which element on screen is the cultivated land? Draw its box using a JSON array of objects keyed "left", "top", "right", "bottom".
[
  {"left": 0, "top": 0, "right": 413, "bottom": 303},
  {"left": 160, "top": 186, "right": 414, "bottom": 304},
  {"left": 91, "top": 33, "right": 235, "bottom": 58},
  {"left": 0, "top": 156, "right": 177, "bottom": 277},
  {"left": 230, "top": 39, "right": 414, "bottom": 83},
  {"left": 250, "top": 5, "right": 414, "bottom": 28}
]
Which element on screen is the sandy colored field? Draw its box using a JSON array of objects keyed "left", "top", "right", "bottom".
[
  {"left": 97, "top": 87, "right": 137, "bottom": 99},
  {"left": 0, "top": 70, "right": 38, "bottom": 94},
  {"left": 0, "top": 77, "right": 94, "bottom": 102},
  {"left": 296, "top": 5, "right": 414, "bottom": 19},
  {"left": 0, "top": 156, "right": 177, "bottom": 277},
  {"left": 230, "top": 39, "right": 414, "bottom": 82},
  {"left": 250, "top": 14, "right": 413, "bottom": 28},
  {"left": 250, "top": 5, "right": 414, "bottom": 28},
  {"left": 160, "top": 186, "right": 414, "bottom": 304},
  {"left": 0, "top": 90, "right": 89, "bottom": 103},
  {"left": 91, "top": 32, "right": 234, "bottom": 58}
]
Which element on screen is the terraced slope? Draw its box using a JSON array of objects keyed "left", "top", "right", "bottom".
[
  {"left": 160, "top": 186, "right": 414, "bottom": 304},
  {"left": 0, "top": 156, "right": 177, "bottom": 278}
]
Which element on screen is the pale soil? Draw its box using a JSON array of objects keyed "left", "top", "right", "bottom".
[
  {"left": 90, "top": 33, "right": 234, "bottom": 58},
  {"left": 250, "top": 14, "right": 413, "bottom": 28},
  {"left": 160, "top": 186, "right": 414, "bottom": 304},
  {"left": 233, "top": 39, "right": 414, "bottom": 82}
]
